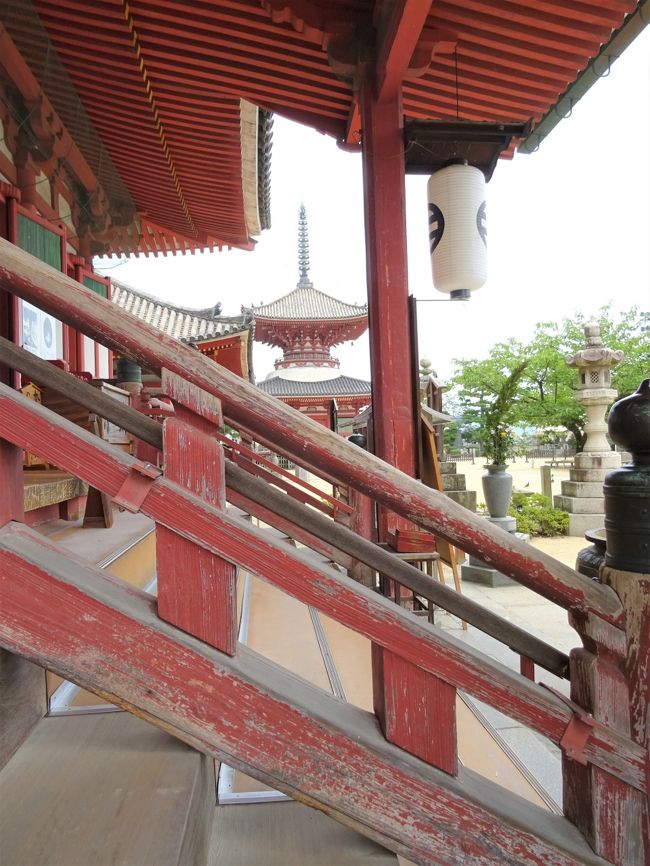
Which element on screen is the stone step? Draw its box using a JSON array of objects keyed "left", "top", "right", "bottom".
[
  {"left": 442, "top": 474, "right": 467, "bottom": 492},
  {"left": 461, "top": 561, "right": 517, "bottom": 588},
  {"left": 560, "top": 480, "right": 604, "bottom": 497},
  {"left": 568, "top": 514, "right": 605, "bottom": 538},
  {"left": 446, "top": 490, "right": 477, "bottom": 512},
  {"left": 0, "top": 712, "right": 212, "bottom": 866},
  {"left": 569, "top": 468, "right": 608, "bottom": 483},
  {"left": 554, "top": 495, "right": 605, "bottom": 514},
  {"left": 439, "top": 461, "right": 457, "bottom": 474}
]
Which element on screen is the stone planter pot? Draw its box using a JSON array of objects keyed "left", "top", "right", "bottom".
[{"left": 481, "top": 464, "right": 513, "bottom": 519}]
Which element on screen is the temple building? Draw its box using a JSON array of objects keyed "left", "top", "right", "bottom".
[
  {"left": 111, "top": 282, "right": 254, "bottom": 385},
  {"left": 252, "top": 206, "right": 371, "bottom": 430}
]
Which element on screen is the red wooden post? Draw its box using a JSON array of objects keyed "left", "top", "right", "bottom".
[
  {"left": 348, "top": 485, "right": 375, "bottom": 587},
  {"left": 520, "top": 656, "right": 535, "bottom": 681},
  {"left": 564, "top": 605, "right": 648, "bottom": 864},
  {"left": 0, "top": 438, "right": 24, "bottom": 526},
  {"left": 360, "top": 84, "right": 457, "bottom": 773},
  {"left": 563, "top": 386, "right": 650, "bottom": 865},
  {"left": 360, "top": 84, "right": 416, "bottom": 494},
  {"left": 156, "top": 372, "right": 237, "bottom": 655}
]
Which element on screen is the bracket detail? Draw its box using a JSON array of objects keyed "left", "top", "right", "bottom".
[
  {"left": 542, "top": 684, "right": 596, "bottom": 766},
  {"left": 113, "top": 462, "right": 162, "bottom": 513}
]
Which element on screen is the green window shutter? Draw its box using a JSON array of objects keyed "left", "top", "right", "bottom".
[
  {"left": 17, "top": 214, "right": 62, "bottom": 269},
  {"left": 83, "top": 275, "right": 108, "bottom": 299}
]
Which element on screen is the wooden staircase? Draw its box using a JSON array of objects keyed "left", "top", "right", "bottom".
[
  {"left": 0, "top": 712, "right": 213, "bottom": 866},
  {"left": 0, "top": 240, "right": 648, "bottom": 866}
]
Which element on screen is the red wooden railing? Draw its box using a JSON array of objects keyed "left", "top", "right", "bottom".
[
  {"left": 0, "top": 240, "right": 647, "bottom": 865},
  {"left": 0, "top": 240, "right": 622, "bottom": 620},
  {"left": 212, "top": 428, "right": 353, "bottom": 520}
]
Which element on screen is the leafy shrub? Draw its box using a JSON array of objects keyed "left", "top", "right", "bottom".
[{"left": 508, "top": 491, "right": 569, "bottom": 537}]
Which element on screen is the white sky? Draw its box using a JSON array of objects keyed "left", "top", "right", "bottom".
[{"left": 97, "top": 26, "right": 650, "bottom": 384}]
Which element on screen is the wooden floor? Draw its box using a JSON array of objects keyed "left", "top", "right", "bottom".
[
  {"left": 209, "top": 802, "right": 397, "bottom": 866},
  {"left": 0, "top": 712, "right": 210, "bottom": 866}
]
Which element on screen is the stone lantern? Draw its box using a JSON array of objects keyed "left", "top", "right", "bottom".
[
  {"left": 567, "top": 318, "right": 624, "bottom": 454},
  {"left": 554, "top": 318, "right": 624, "bottom": 536}
]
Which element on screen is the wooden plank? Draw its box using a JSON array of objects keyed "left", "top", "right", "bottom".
[
  {"left": 0, "top": 239, "right": 619, "bottom": 621},
  {"left": 0, "top": 523, "right": 613, "bottom": 866},
  {"left": 373, "top": 646, "right": 458, "bottom": 775},
  {"left": 158, "top": 418, "right": 237, "bottom": 655},
  {"left": 231, "top": 453, "right": 338, "bottom": 517},
  {"left": 227, "top": 487, "right": 354, "bottom": 571},
  {"left": 226, "top": 464, "right": 567, "bottom": 677},
  {"left": 0, "top": 392, "right": 643, "bottom": 794}
]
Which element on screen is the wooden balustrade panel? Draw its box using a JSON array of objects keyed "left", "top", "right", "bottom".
[
  {"left": 157, "top": 418, "right": 237, "bottom": 656},
  {"left": 373, "top": 646, "right": 457, "bottom": 775}
]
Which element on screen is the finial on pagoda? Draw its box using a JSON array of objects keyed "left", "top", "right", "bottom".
[{"left": 297, "top": 203, "right": 313, "bottom": 288}]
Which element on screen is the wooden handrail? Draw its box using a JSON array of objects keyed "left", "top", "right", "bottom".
[
  {"left": 0, "top": 337, "right": 567, "bottom": 677},
  {"left": 0, "top": 239, "right": 623, "bottom": 623},
  {"left": 213, "top": 430, "right": 353, "bottom": 517},
  {"left": 0, "top": 383, "right": 645, "bottom": 794}
]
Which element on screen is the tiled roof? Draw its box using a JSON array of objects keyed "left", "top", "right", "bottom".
[
  {"left": 251, "top": 287, "right": 367, "bottom": 321},
  {"left": 111, "top": 281, "right": 252, "bottom": 343},
  {"left": 258, "top": 375, "right": 371, "bottom": 397}
]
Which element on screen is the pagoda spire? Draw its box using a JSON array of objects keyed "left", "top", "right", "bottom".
[{"left": 297, "top": 203, "right": 313, "bottom": 288}]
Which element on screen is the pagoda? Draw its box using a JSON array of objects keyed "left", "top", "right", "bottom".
[{"left": 253, "top": 206, "right": 370, "bottom": 430}]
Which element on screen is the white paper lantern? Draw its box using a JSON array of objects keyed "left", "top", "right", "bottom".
[{"left": 427, "top": 163, "right": 487, "bottom": 299}]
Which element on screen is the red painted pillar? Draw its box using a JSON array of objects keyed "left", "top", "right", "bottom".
[
  {"left": 360, "top": 87, "right": 456, "bottom": 777},
  {"left": 360, "top": 84, "right": 416, "bottom": 541}
]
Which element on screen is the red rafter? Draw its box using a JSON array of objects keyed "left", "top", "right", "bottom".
[{"left": 375, "top": 0, "right": 436, "bottom": 102}]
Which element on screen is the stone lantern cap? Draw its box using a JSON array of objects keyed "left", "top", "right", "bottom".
[{"left": 565, "top": 319, "right": 625, "bottom": 370}]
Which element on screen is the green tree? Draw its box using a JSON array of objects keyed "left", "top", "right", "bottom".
[{"left": 448, "top": 305, "right": 648, "bottom": 452}]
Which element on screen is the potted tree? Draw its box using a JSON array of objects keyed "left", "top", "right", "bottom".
[{"left": 479, "top": 361, "right": 528, "bottom": 519}]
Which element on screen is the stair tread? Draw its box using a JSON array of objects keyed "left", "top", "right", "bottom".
[
  {"left": 0, "top": 712, "right": 206, "bottom": 866},
  {"left": 209, "top": 801, "right": 398, "bottom": 865}
]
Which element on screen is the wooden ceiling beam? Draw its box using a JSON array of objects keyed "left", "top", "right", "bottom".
[{"left": 374, "top": 0, "right": 435, "bottom": 102}]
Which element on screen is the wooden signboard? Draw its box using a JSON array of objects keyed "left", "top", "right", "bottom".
[{"left": 420, "top": 407, "right": 466, "bottom": 626}]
